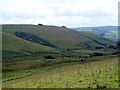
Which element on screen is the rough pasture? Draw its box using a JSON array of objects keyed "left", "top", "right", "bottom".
[{"left": 2, "top": 58, "right": 118, "bottom": 88}]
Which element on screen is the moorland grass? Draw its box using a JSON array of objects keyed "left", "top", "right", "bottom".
[{"left": 2, "top": 57, "right": 118, "bottom": 88}]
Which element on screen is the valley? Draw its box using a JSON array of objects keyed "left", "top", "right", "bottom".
[{"left": 1, "top": 24, "right": 119, "bottom": 88}]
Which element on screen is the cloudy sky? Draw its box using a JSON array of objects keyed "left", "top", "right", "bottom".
[{"left": 0, "top": 0, "right": 119, "bottom": 27}]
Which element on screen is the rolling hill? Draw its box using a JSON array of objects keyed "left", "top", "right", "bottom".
[
  {"left": 2, "top": 32, "right": 55, "bottom": 58},
  {"left": 2, "top": 24, "right": 119, "bottom": 88},
  {"left": 73, "top": 26, "right": 118, "bottom": 42},
  {"left": 2, "top": 24, "right": 117, "bottom": 58},
  {"left": 2, "top": 24, "right": 116, "bottom": 48}
]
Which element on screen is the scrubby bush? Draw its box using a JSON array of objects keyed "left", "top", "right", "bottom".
[
  {"left": 79, "top": 56, "right": 88, "bottom": 58},
  {"left": 108, "top": 45, "right": 115, "bottom": 48},
  {"left": 112, "top": 50, "right": 120, "bottom": 55},
  {"left": 96, "top": 46, "right": 103, "bottom": 49},
  {"left": 91, "top": 52, "right": 104, "bottom": 56},
  {"left": 44, "top": 55, "right": 55, "bottom": 59},
  {"left": 80, "top": 58, "right": 84, "bottom": 62}
]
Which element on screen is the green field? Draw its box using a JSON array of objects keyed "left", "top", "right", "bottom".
[
  {"left": 2, "top": 32, "right": 55, "bottom": 53},
  {"left": 2, "top": 57, "right": 119, "bottom": 88},
  {"left": 2, "top": 32, "right": 55, "bottom": 58},
  {"left": 2, "top": 25, "right": 116, "bottom": 49},
  {"left": 2, "top": 24, "right": 117, "bottom": 59}
]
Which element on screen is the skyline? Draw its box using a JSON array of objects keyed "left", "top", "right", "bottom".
[{"left": 0, "top": 0, "right": 119, "bottom": 28}]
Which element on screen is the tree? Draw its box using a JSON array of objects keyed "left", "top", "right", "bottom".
[
  {"left": 38, "top": 24, "right": 44, "bottom": 26},
  {"left": 62, "top": 26, "right": 67, "bottom": 28}
]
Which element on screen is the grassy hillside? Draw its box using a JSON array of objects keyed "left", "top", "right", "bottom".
[
  {"left": 2, "top": 24, "right": 119, "bottom": 89},
  {"left": 73, "top": 26, "right": 118, "bottom": 42},
  {"left": 2, "top": 57, "right": 118, "bottom": 88},
  {"left": 2, "top": 25, "right": 116, "bottom": 50},
  {"left": 2, "top": 32, "right": 55, "bottom": 58}
]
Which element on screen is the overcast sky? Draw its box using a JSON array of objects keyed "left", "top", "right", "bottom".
[{"left": 0, "top": 0, "right": 119, "bottom": 27}]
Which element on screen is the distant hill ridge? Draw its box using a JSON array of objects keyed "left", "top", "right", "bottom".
[
  {"left": 73, "top": 26, "right": 118, "bottom": 42},
  {"left": 2, "top": 24, "right": 117, "bottom": 58}
]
